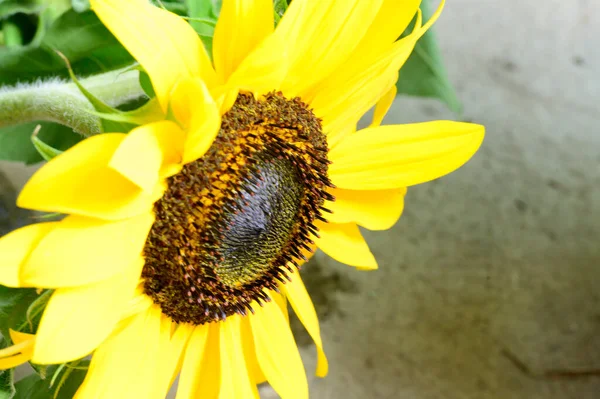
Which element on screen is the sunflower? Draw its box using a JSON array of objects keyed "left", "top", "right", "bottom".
[{"left": 0, "top": 0, "right": 484, "bottom": 397}]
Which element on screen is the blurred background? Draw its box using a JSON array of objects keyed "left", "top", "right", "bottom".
[{"left": 1, "top": 0, "right": 599, "bottom": 398}]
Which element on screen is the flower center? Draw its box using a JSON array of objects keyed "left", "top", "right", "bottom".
[{"left": 142, "top": 92, "right": 333, "bottom": 325}]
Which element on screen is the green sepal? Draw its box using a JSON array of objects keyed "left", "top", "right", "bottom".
[
  {"left": 56, "top": 51, "right": 137, "bottom": 133},
  {"left": 31, "top": 126, "right": 63, "bottom": 161},
  {"left": 85, "top": 98, "right": 164, "bottom": 127}
]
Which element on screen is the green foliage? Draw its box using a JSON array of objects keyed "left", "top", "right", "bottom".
[
  {"left": 273, "top": 0, "right": 289, "bottom": 23},
  {"left": 0, "top": 285, "right": 41, "bottom": 339},
  {"left": 13, "top": 361, "right": 88, "bottom": 399},
  {"left": 0, "top": 287, "right": 86, "bottom": 399},
  {"left": 396, "top": 0, "right": 462, "bottom": 114},
  {"left": 0, "top": 9, "right": 134, "bottom": 85},
  {"left": 0, "top": 360, "right": 15, "bottom": 399},
  {"left": 0, "top": 123, "right": 81, "bottom": 165}
]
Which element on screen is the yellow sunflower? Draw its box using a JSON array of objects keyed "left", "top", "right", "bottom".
[{"left": 0, "top": 0, "right": 484, "bottom": 397}]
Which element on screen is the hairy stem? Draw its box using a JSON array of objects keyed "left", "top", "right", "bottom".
[{"left": 0, "top": 67, "right": 146, "bottom": 137}]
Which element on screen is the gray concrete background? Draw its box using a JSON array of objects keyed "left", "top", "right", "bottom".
[{"left": 1, "top": 0, "right": 599, "bottom": 398}]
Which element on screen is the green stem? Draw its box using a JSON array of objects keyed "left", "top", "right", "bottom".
[{"left": 0, "top": 67, "right": 145, "bottom": 137}]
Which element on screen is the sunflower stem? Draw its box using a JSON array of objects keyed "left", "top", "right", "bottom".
[{"left": 0, "top": 67, "right": 146, "bottom": 137}]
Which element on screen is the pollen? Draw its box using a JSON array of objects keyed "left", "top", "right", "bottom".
[{"left": 142, "top": 92, "right": 334, "bottom": 324}]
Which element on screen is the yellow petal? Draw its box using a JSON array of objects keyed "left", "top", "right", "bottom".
[
  {"left": 90, "top": 0, "right": 216, "bottom": 110},
  {"left": 0, "top": 330, "right": 35, "bottom": 369},
  {"left": 310, "top": 13, "right": 423, "bottom": 134},
  {"left": 176, "top": 323, "right": 220, "bottom": 399},
  {"left": 18, "top": 134, "right": 162, "bottom": 221},
  {"left": 326, "top": 188, "right": 406, "bottom": 231},
  {"left": 370, "top": 84, "right": 397, "bottom": 128},
  {"left": 250, "top": 301, "right": 307, "bottom": 399},
  {"left": 218, "top": 315, "right": 259, "bottom": 399},
  {"left": 276, "top": 0, "right": 384, "bottom": 98},
  {"left": 0, "top": 331, "right": 34, "bottom": 357},
  {"left": 226, "top": 32, "right": 289, "bottom": 97},
  {"left": 75, "top": 307, "right": 165, "bottom": 399},
  {"left": 170, "top": 78, "right": 221, "bottom": 164},
  {"left": 271, "top": 290, "right": 289, "bottom": 324},
  {"left": 310, "top": 1, "right": 446, "bottom": 133},
  {"left": 213, "top": 0, "right": 273, "bottom": 82},
  {"left": 314, "top": 222, "right": 377, "bottom": 270},
  {"left": 21, "top": 213, "right": 153, "bottom": 288},
  {"left": 240, "top": 316, "right": 266, "bottom": 384},
  {"left": 109, "top": 121, "right": 185, "bottom": 191},
  {"left": 0, "top": 223, "right": 56, "bottom": 287},
  {"left": 33, "top": 257, "right": 144, "bottom": 364},
  {"left": 328, "top": 121, "right": 485, "bottom": 190},
  {"left": 154, "top": 322, "right": 193, "bottom": 397},
  {"left": 0, "top": 352, "right": 31, "bottom": 370},
  {"left": 283, "top": 271, "right": 328, "bottom": 377},
  {"left": 352, "top": 0, "right": 421, "bottom": 61},
  {"left": 326, "top": 123, "right": 355, "bottom": 151},
  {"left": 9, "top": 330, "right": 35, "bottom": 345}
]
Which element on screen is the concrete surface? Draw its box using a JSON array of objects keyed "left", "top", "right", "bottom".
[{"left": 1, "top": 0, "right": 599, "bottom": 398}]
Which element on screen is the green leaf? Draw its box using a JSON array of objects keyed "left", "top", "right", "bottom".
[
  {"left": 139, "top": 70, "right": 156, "bottom": 99},
  {"left": 0, "top": 285, "right": 39, "bottom": 340},
  {"left": 273, "top": 0, "right": 288, "bottom": 24},
  {"left": 12, "top": 374, "right": 50, "bottom": 399},
  {"left": 396, "top": 0, "right": 462, "bottom": 114},
  {"left": 0, "top": 122, "right": 82, "bottom": 165},
  {"left": 0, "top": 369, "right": 15, "bottom": 399},
  {"left": 0, "top": 338, "right": 15, "bottom": 399},
  {"left": 185, "top": 0, "right": 217, "bottom": 54},
  {"left": 12, "top": 361, "right": 88, "bottom": 399},
  {"left": 0, "top": 10, "right": 135, "bottom": 86}
]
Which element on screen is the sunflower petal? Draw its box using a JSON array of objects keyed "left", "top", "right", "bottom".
[
  {"left": 250, "top": 301, "right": 308, "bottom": 399},
  {"left": 240, "top": 316, "right": 266, "bottom": 384},
  {"left": 75, "top": 307, "right": 165, "bottom": 399},
  {"left": 0, "top": 331, "right": 34, "bottom": 359},
  {"left": 352, "top": 0, "right": 421, "bottom": 61},
  {"left": 213, "top": 0, "right": 273, "bottom": 82},
  {"left": 89, "top": 0, "right": 216, "bottom": 110},
  {"left": 176, "top": 324, "right": 220, "bottom": 399},
  {"left": 283, "top": 271, "right": 328, "bottom": 377},
  {"left": 314, "top": 222, "right": 377, "bottom": 270},
  {"left": 370, "top": 84, "right": 397, "bottom": 128},
  {"left": 326, "top": 188, "right": 406, "bottom": 231},
  {"left": 276, "top": 0, "right": 384, "bottom": 98},
  {"left": 0, "top": 352, "right": 30, "bottom": 370},
  {"left": 219, "top": 315, "right": 259, "bottom": 398},
  {"left": 21, "top": 213, "right": 153, "bottom": 288},
  {"left": 33, "top": 257, "right": 144, "bottom": 364},
  {"left": 328, "top": 122, "right": 485, "bottom": 190},
  {"left": 226, "top": 32, "right": 289, "bottom": 97},
  {"left": 17, "top": 134, "right": 162, "bottom": 221},
  {"left": 0, "top": 223, "right": 56, "bottom": 287},
  {"left": 154, "top": 322, "right": 193, "bottom": 397},
  {"left": 109, "top": 121, "right": 185, "bottom": 191},
  {"left": 170, "top": 78, "right": 221, "bottom": 164},
  {"left": 310, "top": 11, "right": 424, "bottom": 134}
]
